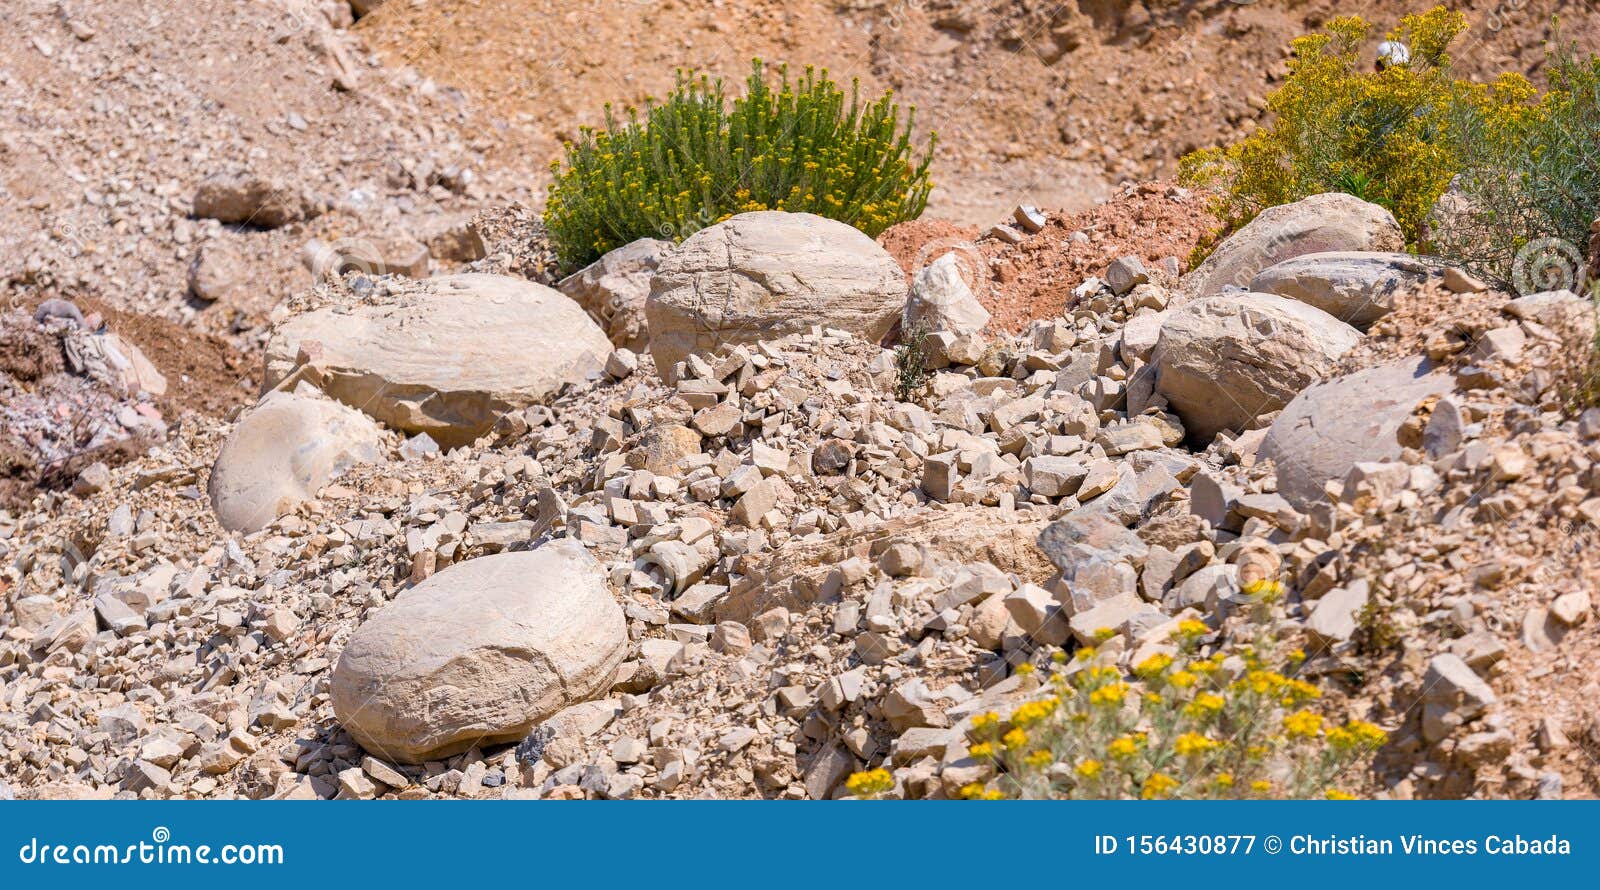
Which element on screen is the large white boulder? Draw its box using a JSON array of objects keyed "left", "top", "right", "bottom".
[
  {"left": 209, "top": 387, "right": 386, "bottom": 532},
  {"left": 645, "top": 212, "right": 905, "bottom": 377},
  {"left": 264, "top": 274, "right": 612, "bottom": 447},
  {"left": 1183, "top": 193, "right": 1405, "bottom": 299},
  {"left": 1153, "top": 292, "right": 1361, "bottom": 442},
  {"left": 1249, "top": 251, "right": 1439, "bottom": 330},
  {"left": 330, "top": 542, "right": 627, "bottom": 763},
  {"left": 1260, "top": 356, "right": 1454, "bottom": 509}
]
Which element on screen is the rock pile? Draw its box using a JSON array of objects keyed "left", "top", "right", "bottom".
[{"left": 2, "top": 195, "right": 1596, "bottom": 801}]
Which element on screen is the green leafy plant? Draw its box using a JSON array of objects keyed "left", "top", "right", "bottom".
[
  {"left": 543, "top": 60, "right": 936, "bottom": 269},
  {"left": 893, "top": 321, "right": 930, "bottom": 403}
]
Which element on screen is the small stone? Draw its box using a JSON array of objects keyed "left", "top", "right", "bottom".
[
  {"left": 361, "top": 757, "right": 410, "bottom": 788},
  {"left": 1550, "top": 591, "right": 1591, "bottom": 626},
  {"left": 605, "top": 348, "right": 638, "bottom": 379},
  {"left": 1105, "top": 256, "right": 1149, "bottom": 296},
  {"left": 72, "top": 462, "right": 111, "bottom": 496},
  {"left": 1442, "top": 266, "right": 1488, "bottom": 293},
  {"left": 879, "top": 542, "right": 923, "bottom": 577},
  {"left": 1305, "top": 579, "right": 1369, "bottom": 645},
  {"left": 1012, "top": 205, "right": 1047, "bottom": 233},
  {"left": 337, "top": 766, "right": 378, "bottom": 799}
]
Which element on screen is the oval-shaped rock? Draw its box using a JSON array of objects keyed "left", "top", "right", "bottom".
[
  {"left": 1183, "top": 193, "right": 1405, "bottom": 298},
  {"left": 209, "top": 388, "right": 386, "bottom": 532},
  {"left": 264, "top": 274, "right": 612, "bottom": 447},
  {"left": 645, "top": 212, "right": 905, "bottom": 377},
  {"left": 330, "top": 543, "right": 627, "bottom": 763},
  {"left": 1153, "top": 292, "right": 1361, "bottom": 442},
  {"left": 1249, "top": 251, "right": 1439, "bottom": 330},
  {"left": 1260, "top": 356, "right": 1454, "bottom": 509}
]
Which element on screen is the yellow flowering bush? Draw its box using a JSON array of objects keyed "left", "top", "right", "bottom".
[
  {"left": 1439, "top": 40, "right": 1600, "bottom": 292},
  {"left": 1180, "top": 7, "right": 1538, "bottom": 245},
  {"left": 544, "top": 60, "right": 935, "bottom": 268},
  {"left": 919, "top": 586, "right": 1388, "bottom": 801}
]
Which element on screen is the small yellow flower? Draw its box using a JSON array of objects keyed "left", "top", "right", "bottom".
[
  {"left": 1001, "top": 728, "right": 1028, "bottom": 750},
  {"left": 1250, "top": 780, "right": 1273, "bottom": 795},
  {"left": 1141, "top": 773, "right": 1179, "bottom": 799},
  {"left": 1213, "top": 772, "right": 1235, "bottom": 789},
  {"left": 1174, "top": 732, "right": 1220, "bottom": 757},
  {"left": 1133, "top": 653, "right": 1174, "bottom": 679},
  {"left": 968, "top": 742, "right": 995, "bottom": 759},
  {"left": 1283, "top": 709, "right": 1324, "bottom": 739},
  {"left": 1015, "top": 662, "right": 1036, "bottom": 676},
  {"left": 1177, "top": 619, "right": 1209, "bottom": 639},
  {"left": 1076, "top": 759, "right": 1103, "bottom": 779},
  {"left": 1010, "top": 698, "right": 1058, "bottom": 727},
  {"left": 1089, "top": 683, "right": 1129, "bottom": 708},
  {"left": 1328, "top": 720, "right": 1388, "bottom": 751},
  {"left": 1023, "top": 749, "right": 1054, "bottom": 768},
  {"left": 1107, "top": 735, "right": 1141, "bottom": 759},
  {"left": 1168, "top": 670, "right": 1197, "bottom": 689},
  {"left": 1325, "top": 788, "right": 1357, "bottom": 800},
  {"left": 845, "top": 768, "right": 894, "bottom": 797},
  {"left": 1183, "top": 692, "right": 1226, "bottom": 719},
  {"left": 959, "top": 782, "right": 987, "bottom": 800},
  {"left": 1092, "top": 627, "right": 1117, "bottom": 643}
]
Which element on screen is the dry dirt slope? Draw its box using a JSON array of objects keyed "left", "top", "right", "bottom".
[{"left": 357, "top": 0, "right": 1599, "bottom": 224}]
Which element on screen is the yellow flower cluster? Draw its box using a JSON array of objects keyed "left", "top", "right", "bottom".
[
  {"left": 1179, "top": 6, "right": 1542, "bottom": 245},
  {"left": 844, "top": 768, "right": 894, "bottom": 797},
  {"left": 933, "top": 608, "right": 1385, "bottom": 801}
]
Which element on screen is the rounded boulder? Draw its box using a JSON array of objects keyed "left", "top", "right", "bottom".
[
  {"left": 1182, "top": 193, "right": 1405, "bottom": 299},
  {"left": 331, "top": 543, "right": 627, "bottom": 763},
  {"left": 1260, "top": 356, "right": 1454, "bottom": 509},
  {"left": 209, "top": 388, "right": 386, "bottom": 532},
  {"left": 645, "top": 212, "right": 905, "bottom": 377},
  {"left": 264, "top": 274, "right": 612, "bottom": 447},
  {"left": 1249, "top": 251, "right": 1439, "bottom": 330},
  {"left": 1153, "top": 292, "right": 1361, "bottom": 442}
]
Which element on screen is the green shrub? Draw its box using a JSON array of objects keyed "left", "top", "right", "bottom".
[
  {"left": 543, "top": 60, "right": 936, "bottom": 270},
  {"left": 1180, "top": 7, "right": 1536, "bottom": 246},
  {"left": 1436, "top": 42, "right": 1600, "bottom": 292}
]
